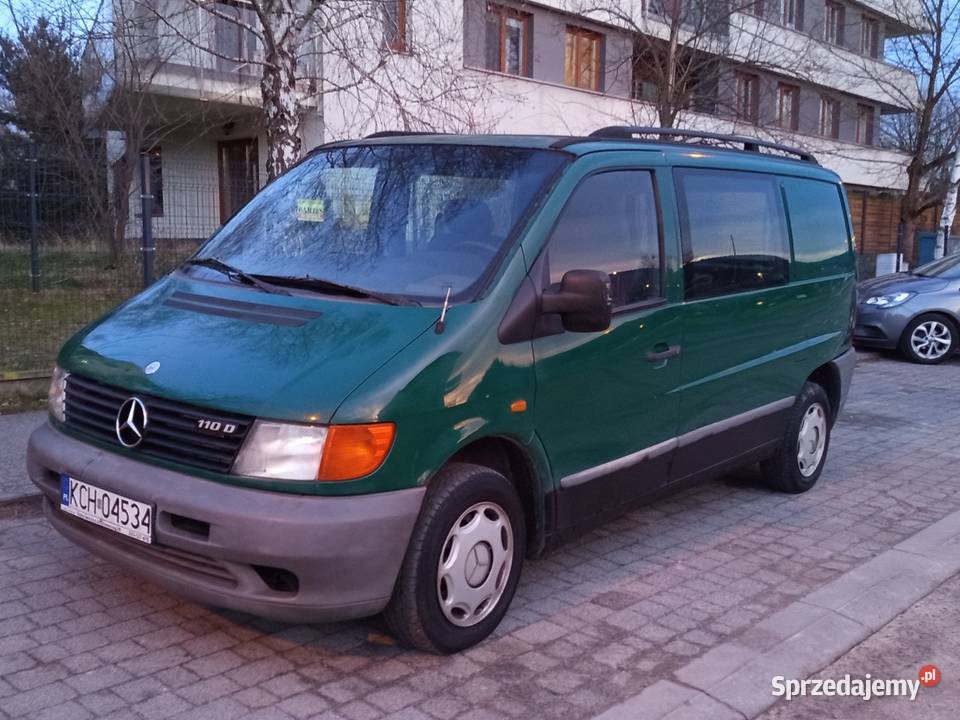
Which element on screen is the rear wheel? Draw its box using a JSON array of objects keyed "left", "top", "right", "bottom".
[
  {"left": 900, "top": 314, "right": 957, "bottom": 364},
  {"left": 761, "top": 382, "right": 831, "bottom": 494},
  {"left": 384, "top": 462, "right": 525, "bottom": 653}
]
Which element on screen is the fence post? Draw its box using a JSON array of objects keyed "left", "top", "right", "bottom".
[
  {"left": 28, "top": 143, "right": 40, "bottom": 293},
  {"left": 139, "top": 151, "right": 155, "bottom": 287}
]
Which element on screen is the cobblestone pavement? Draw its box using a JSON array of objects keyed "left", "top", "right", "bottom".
[
  {"left": 1, "top": 352, "right": 959, "bottom": 720},
  {"left": 759, "top": 574, "right": 960, "bottom": 720}
]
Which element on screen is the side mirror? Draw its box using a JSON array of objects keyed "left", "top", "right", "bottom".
[{"left": 540, "top": 269, "right": 612, "bottom": 332}]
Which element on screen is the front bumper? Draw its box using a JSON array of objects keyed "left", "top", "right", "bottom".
[
  {"left": 27, "top": 422, "right": 424, "bottom": 622},
  {"left": 853, "top": 304, "right": 912, "bottom": 349}
]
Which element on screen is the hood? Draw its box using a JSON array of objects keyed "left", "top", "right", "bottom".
[
  {"left": 59, "top": 274, "right": 437, "bottom": 423},
  {"left": 857, "top": 272, "right": 949, "bottom": 299}
]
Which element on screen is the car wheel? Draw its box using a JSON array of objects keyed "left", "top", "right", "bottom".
[
  {"left": 761, "top": 382, "right": 831, "bottom": 494},
  {"left": 383, "top": 462, "right": 525, "bottom": 653},
  {"left": 900, "top": 314, "right": 957, "bottom": 364}
]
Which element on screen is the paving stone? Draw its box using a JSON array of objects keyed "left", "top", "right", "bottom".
[{"left": 3, "top": 355, "right": 960, "bottom": 720}]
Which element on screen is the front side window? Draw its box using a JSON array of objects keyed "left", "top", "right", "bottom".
[
  {"left": 676, "top": 169, "right": 790, "bottom": 300},
  {"left": 485, "top": 4, "right": 531, "bottom": 76},
  {"left": 564, "top": 26, "right": 603, "bottom": 91},
  {"left": 819, "top": 96, "right": 840, "bottom": 138},
  {"left": 547, "top": 171, "right": 662, "bottom": 308},
  {"left": 194, "top": 145, "right": 568, "bottom": 303},
  {"left": 777, "top": 83, "right": 799, "bottom": 131},
  {"left": 735, "top": 71, "right": 759, "bottom": 124}
]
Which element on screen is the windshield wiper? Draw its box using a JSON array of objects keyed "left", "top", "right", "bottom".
[
  {"left": 261, "top": 275, "right": 421, "bottom": 306},
  {"left": 183, "top": 257, "right": 292, "bottom": 296}
]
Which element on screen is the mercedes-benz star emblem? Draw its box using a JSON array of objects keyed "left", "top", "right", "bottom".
[
  {"left": 115, "top": 397, "right": 148, "bottom": 448},
  {"left": 464, "top": 543, "right": 492, "bottom": 588}
]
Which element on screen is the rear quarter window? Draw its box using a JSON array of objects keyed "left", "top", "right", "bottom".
[{"left": 781, "top": 177, "right": 852, "bottom": 280}]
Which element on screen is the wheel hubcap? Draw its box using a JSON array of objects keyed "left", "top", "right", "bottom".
[
  {"left": 436, "top": 502, "right": 513, "bottom": 628},
  {"left": 797, "top": 402, "right": 827, "bottom": 478},
  {"left": 910, "top": 321, "right": 952, "bottom": 360}
]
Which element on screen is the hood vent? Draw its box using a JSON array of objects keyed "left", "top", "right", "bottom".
[{"left": 164, "top": 291, "right": 322, "bottom": 327}]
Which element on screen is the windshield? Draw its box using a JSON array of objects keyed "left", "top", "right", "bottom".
[
  {"left": 912, "top": 253, "right": 960, "bottom": 279},
  {"left": 191, "top": 144, "right": 568, "bottom": 302}
]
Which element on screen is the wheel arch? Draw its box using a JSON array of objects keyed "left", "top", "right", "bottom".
[
  {"left": 441, "top": 435, "right": 550, "bottom": 558},
  {"left": 807, "top": 362, "right": 842, "bottom": 427}
]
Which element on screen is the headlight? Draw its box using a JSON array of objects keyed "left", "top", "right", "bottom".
[
  {"left": 864, "top": 291, "right": 915, "bottom": 308},
  {"left": 232, "top": 420, "right": 396, "bottom": 481},
  {"left": 48, "top": 365, "right": 68, "bottom": 422},
  {"left": 233, "top": 421, "right": 327, "bottom": 481}
]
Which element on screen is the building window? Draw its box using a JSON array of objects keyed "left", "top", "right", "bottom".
[
  {"left": 735, "top": 71, "right": 759, "bottom": 124},
  {"left": 143, "top": 147, "right": 163, "bottom": 217},
  {"left": 819, "top": 96, "right": 840, "bottom": 138},
  {"left": 856, "top": 104, "right": 875, "bottom": 145},
  {"left": 564, "top": 26, "right": 603, "bottom": 91},
  {"left": 777, "top": 83, "right": 799, "bottom": 131},
  {"left": 214, "top": 0, "right": 258, "bottom": 75},
  {"left": 744, "top": 0, "right": 764, "bottom": 17},
  {"left": 824, "top": 1, "right": 845, "bottom": 45},
  {"left": 485, "top": 4, "right": 531, "bottom": 76},
  {"left": 384, "top": 0, "right": 408, "bottom": 52},
  {"left": 782, "top": 0, "right": 803, "bottom": 30},
  {"left": 861, "top": 15, "right": 880, "bottom": 58}
]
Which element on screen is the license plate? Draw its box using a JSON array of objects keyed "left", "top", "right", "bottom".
[{"left": 59, "top": 475, "right": 153, "bottom": 544}]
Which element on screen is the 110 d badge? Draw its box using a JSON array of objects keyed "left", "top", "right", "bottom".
[{"left": 195, "top": 418, "right": 239, "bottom": 437}]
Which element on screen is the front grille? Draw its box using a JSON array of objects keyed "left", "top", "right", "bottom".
[{"left": 64, "top": 374, "right": 253, "bottom": 473}]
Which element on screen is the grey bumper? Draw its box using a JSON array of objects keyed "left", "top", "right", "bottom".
[
  {"left": 27, "top": 422, "right": 424, "bottom": 622},
  {"left": 854, "top": 304, "right": 911, "bottom": 349}
]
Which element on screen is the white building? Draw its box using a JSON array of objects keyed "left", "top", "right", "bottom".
[{"left": 115, "top": 0, "right": 925, "bottom": 247}]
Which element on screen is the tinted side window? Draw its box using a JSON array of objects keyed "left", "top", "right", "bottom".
[
  {"left": 547, "top": 171, "right": 661, "bottom": 307},
  {"left": 782, "top": 178, "right": 851, "bottom": 279},
  {"left": 676, "top": 169, "right": 790, "bottom": 300}
]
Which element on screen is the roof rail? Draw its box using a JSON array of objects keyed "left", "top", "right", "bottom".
[
  {"left": 364, "top": 131, "right": 446, "bottom": 139},
  {"left": 586, "top": 126, "right": 819, "bottom": 164}
]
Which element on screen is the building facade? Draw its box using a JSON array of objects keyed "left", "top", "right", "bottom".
[{"left": 121, "top": 0, "right": 941, "bottom": 271}]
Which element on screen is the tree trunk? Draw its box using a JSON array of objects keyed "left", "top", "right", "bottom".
[{"left": 261, "top": 38, "right": 301, "bottom": 180}]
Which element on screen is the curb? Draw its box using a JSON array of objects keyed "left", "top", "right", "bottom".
[
  {"left": 0, "top": 493, "right": 41, "bottom": 519},
  {"left": 593, "top": 509, "right": 960, "bottom": 720}
]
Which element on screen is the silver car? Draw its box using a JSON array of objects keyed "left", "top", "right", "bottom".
[{"left": 855, "top": 254, "right": 960, "bottom": 364}]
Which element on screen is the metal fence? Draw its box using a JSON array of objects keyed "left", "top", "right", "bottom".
[{"left": 0, "top": 141, "right": 258, "bottom": 374}]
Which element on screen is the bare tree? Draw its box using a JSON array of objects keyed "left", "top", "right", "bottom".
[{"left": 857, "top": 0, "right": 960, "bottom": 262}]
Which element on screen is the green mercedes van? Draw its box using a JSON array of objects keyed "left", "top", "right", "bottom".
[{"left": 28, "top": 127, "right": 856, "bottom": 653}]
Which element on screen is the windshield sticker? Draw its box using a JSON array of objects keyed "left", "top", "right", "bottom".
[{"left": 297, "top": 198, "right": 326, "bottom": 222}]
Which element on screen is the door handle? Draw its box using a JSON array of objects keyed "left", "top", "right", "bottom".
[{"left": 646, "top": 344, "right": 682, "bottom": 363}]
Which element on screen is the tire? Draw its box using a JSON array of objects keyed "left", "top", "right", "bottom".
[
  {"left": 899, "top": 314, "right": 957, "bottom": 364},
  {"left": 761, "top": 382, "right": 831, "bottom": 494},
  {"left": 384, "top": 462, "right": 526, "bottom": 653}
]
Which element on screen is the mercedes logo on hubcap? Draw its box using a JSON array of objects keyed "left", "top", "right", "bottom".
[
  {"left": 115, "top": 397, "right": 148, "bottom": 448},
  {"left": 464, "top": 542, "right": 493, "bottom": 588}
]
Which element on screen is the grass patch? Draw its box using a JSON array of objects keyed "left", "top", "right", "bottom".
[{"left": 1, "top": 243, "right": 197, "bottom": 372}]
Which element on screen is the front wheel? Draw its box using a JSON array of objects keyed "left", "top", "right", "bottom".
[
  {"left": 900, "top": 314, "right": 957, "bottom": 364},
  {"left": 384, "top": 462, "right": 525, "bottom": 653},
  {"left": 761, "top": 382, "right": 831, "bottom": 494}
]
